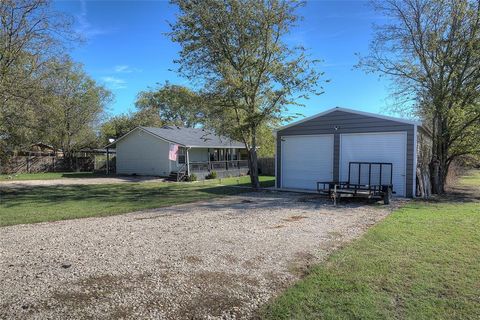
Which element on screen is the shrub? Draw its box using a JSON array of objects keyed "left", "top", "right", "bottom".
[
  {"left": 186, "top": 173, "right": 197, "bottom": 182},
  {"left": 205, "top": 171, "right": 218, "bottom": 180}
]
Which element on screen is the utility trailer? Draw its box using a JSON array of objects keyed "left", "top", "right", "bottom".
[{"left": 317, "top": 162, "right": 394, "bottom": 205}]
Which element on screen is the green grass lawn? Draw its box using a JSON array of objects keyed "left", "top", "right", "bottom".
[
  {"left": 459, "top": 169, "right": 480, "bottom": 186},
  {"left": 0, "top": 172, "right": 104, "bottom": 181},
  {"left": 260, "top": 172, "right": 480, "bottom": 320},
  {"left": 0, "top": 176, "right": 275, "bottom": 227}
]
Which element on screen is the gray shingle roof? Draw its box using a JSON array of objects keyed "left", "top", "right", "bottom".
[{"left": 141, "top": 126, "right": 245, "bottom": 148}]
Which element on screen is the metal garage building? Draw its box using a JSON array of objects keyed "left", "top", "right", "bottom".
[{"left": 275, "top": 107, "right": 429, "bottom": 198}]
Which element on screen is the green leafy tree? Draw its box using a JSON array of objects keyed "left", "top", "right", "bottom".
[
  {"left": 169, "top": 0, "right": 323, "bottom": 188},
  {"left": 99, "top": 110, "right": 164, "bottom": 145},
  {"left": 99, "top": 114, "right": 138, "bottom": 144},
  {"left": 257, "top": 124, "right": 276, "bottom": 158},
  {"left": 359, "top": 0, "right": 480, "bottom": 193},
  {"left": 43, "top": 59, "right": 112, "bottom": 167},
  {"left": 136, "top": 83, "right": 205, "bottom": 128},
  {"left": 0, "top": 0, "right": 76, "bottom": 157}
]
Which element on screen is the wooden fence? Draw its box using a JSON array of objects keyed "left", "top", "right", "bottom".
[
  {"left": 258, "top": 157, "right": 275, "bottom": 176},
  {"left": 93, "top": 155, "right": 116, "bottom": 173},
  {"left": 0, "top": 155, "right": 95, "bottom": 174}
]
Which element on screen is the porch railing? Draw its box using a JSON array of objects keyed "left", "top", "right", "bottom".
[
  {"left": 176, "top": 163, "right": 188, "bottom": 181},
  {"left": 189, "top": 160, "right": 249, "bottom": 172}
]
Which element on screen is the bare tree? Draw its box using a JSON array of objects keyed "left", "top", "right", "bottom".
[{"left": 359, "top": 0, "right": 480, "bottom": 193}]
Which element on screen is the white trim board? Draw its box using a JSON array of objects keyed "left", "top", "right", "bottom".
[{"left": 274, "top": 135, "right": 278, "bottom": 187}]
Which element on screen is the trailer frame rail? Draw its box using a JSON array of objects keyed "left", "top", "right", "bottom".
[{"left": 317, "top": 162, "right": 394, "bottom": 205}]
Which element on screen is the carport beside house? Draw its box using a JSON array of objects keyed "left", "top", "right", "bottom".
[{"left": 276, "top": 107, "right": 422, "bottom": 198}]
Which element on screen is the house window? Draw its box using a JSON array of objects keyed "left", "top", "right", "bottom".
[{"left": 178, "top": 148, "right": 186, "bottom": 164}]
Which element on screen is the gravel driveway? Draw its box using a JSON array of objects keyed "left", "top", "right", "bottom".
[{"left": 0, "top": 192, "right": 397, "bottom": 319}]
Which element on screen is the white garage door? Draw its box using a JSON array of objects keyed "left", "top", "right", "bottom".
[
  {"left": 340, "top": 132, "right": 407, "bottom": 196},
  {"left": 281, "top": 135, "right": 334, "bottom": 190}
]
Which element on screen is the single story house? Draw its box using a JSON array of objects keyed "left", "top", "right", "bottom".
[
  {"left": 108, "top": 126, "right": 248, "bottom": 180},
  {"left": 275, "top": 107, "right": 431, "bottom": 198}
]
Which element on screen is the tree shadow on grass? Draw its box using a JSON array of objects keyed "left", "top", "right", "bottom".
[
  {"left": 425, "top": 185, "right": 480, "bottom": 204},
  {"left": 59, "top": 173, "right": 167, "bottom": 181},
  {"left": 0, "top": 182, "right": 322, "bottom": 213},
  {"left": 0, "top": 183, "right": 257, "bottom": 208},
  {"left": 0, "top": 172, "right": 374, "bottom": 216},
  {"left": 60, "top": 172, "right": 102, "bottom": 179}
]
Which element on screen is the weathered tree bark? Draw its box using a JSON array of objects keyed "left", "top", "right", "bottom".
[
  {"left": 247, "top": 130, "right": 260, "bottom": 189},
  {"left": 248, "top": 152, "right": 260, "bottom": 189},
  {"left": 430, "top": 160, "right": 443, "bottom": 194},
  {"left": 430, "top": 150, "right": 451, "bottom": 194},
  {"left": 430, "top": 111, "right": 452, "bottom": 194}
]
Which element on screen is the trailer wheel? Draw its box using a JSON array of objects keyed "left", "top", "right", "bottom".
[{"left": 383, "top": 187, "right": 392, "bottom": 205}]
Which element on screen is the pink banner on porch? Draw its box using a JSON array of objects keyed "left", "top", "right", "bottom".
[{"left": 169, "top": 144, "right": 179, "bottom": 161}]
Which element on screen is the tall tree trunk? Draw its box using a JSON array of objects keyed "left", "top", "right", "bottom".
[
  {"left": 247, "top": 127, "right": 260, "bottom": 189},
  {"left": 430, "top": 111, "right": 449, "bottom": 194},
  {"left": 248, "top": 148, "right": 260, "bottom": 189},
  {"left": 431, "top": 143, "right": 449, "bottom": 194},
  {"left": 430, "top": 159, "right": 440, "bottom": 194},
  {"left": 430, "top": 159, "right": 447, "bottom": 194}
]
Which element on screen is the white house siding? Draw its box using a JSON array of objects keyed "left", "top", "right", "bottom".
[{"left": 116, "top": 129, "right": 171, "bottom": 176}]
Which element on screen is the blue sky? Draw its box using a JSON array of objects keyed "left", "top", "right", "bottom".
[{"left": 54, "top": 0, "right": 395, "bottom": 120}]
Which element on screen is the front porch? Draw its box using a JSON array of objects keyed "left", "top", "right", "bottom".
[{"left": 170, "top": 147, "right": 249, "bottom": 181}]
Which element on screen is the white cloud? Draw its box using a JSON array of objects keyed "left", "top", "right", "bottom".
[
  {"left": 101, "top": 76, "right": 127, "bottom": 89},
  {"left": 114, "top": 65, "right": 129, "bottom": 73},
  {"left": 114, "top": 65, "right": 142, "bottom": 73},
  {"left": 76, "top": 0, "right": 109, "bottom": 38}
]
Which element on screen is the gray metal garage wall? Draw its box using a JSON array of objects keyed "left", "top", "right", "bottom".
[{"left": 276, "top": 110, "right": 415, "bottom": 197}]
